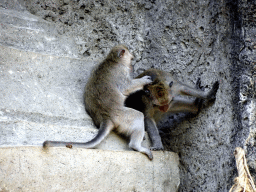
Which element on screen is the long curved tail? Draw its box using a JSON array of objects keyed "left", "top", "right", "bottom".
[{"left": 43, "top": 120, "right": 114, "bottom": 149}]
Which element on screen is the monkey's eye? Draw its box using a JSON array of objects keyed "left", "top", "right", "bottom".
[
  {"left": 144, "top": 89, "right": 150, "bottom": 95},
  {"left": 169, "top": 81, "right": 173, "bottom": 87}
]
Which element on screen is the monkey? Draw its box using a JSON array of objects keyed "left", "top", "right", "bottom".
[
  {"left": 125, "top": 68, "right": 219, "bottom": 150},
  {"left": 43, "top": 44, "right": 154, "bottom": 160}
]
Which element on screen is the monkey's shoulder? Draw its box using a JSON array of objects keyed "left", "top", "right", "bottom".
[{"left": 91, "top": 61, "right": 130, "bottom": 82}]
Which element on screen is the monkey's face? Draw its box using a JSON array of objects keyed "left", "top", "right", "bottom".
[
  {"left": 106, "top": 44, "right": 134, "bottom": 66},
  {"left": 121, "top": 49, "right": 134, "bottom": 66},
  {"left": 144, "top": 82, "right": 172, "bottom": 112}
]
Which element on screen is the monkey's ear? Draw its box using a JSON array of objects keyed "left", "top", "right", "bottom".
[{"left": 118, "top": 49, "right": 126, "bottom": 58}]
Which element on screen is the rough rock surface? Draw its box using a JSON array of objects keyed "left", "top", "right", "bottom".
[
  {"left": 0, "top": 0, "right": 255, "bottom": 191},
  {"left": 235, "top": 0, "right": 256, "bottom": 183},
  {"left": 0, "top": 147, "right": 179, "bottom": 192}
]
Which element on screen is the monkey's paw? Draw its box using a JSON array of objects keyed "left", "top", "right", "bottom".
[
  {"left": 147, "top": 151, "right": 154, "bottom": 160},
  {"left": 140, "top": 75, "right": 153, "bottom": 85},
  {"left": 195, "top": 78, "right": 205, "bottom": 91}
]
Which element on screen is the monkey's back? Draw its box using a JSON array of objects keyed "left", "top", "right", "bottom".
[{"left": 84, "top": 61, "right": 130, "bottom": 127}]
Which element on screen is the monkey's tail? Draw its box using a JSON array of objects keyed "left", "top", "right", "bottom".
[
  {"left": 77, "top": 119, "right": 114, "bottom": 148},
  {"left": 43, "top": 120, "right": 114, "bottom": 149}
]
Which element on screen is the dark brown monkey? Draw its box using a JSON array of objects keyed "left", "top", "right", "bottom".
[
  {"left": 125, "top": 68, "right": 219, "bottom": 150},
  {"left": 43, "top": 45, "right": 154, "bottom": 160}
]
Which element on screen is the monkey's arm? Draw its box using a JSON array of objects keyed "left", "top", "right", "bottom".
[
  {"left": 145, "top": 117, "right": 164, "bottom": 150},
  {"left": 123, "top": 76, "right": 152, "bottom": 96}
]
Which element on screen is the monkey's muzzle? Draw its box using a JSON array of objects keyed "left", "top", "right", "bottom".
[{"left": 158, "top": 104, "right": 170, "bottom": 112}]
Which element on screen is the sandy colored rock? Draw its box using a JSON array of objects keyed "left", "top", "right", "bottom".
[{"left": 0, "top": 147, "right": 179, "bottom": 192}]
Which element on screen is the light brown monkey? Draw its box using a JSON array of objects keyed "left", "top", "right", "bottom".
[
  {"left": 43, "top": 45, "right": 153, "bottom": 160},
  {"left": 125, "top": 68, "right": 219, "bottom": 150}
]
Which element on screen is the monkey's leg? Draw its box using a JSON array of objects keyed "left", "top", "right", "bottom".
[
  {"left": 129, "top": 128, "right": 153, "bottom": 160},
  {"left": 145, "top": 117, "right": 164, "bottom": 151},
  {"left": 168, "top": 96, "right": 200, "bottom": 114},
  {"left": 43, "top": 120, "right": 114, "bottom": 148},
  {"left": 178, "top": 81, "right": 219, "bottom": 100},
  {"left": 193, "top": 77, "right": 204, "bottom": 114},
  {"left": 115, "top": 108, "right": 153, "bottom": 160}
]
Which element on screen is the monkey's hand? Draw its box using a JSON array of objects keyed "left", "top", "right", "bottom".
[
  {"left": 124, "top": 76, "right": 152, "bottom": 95},
  {"left": 139, "top": 75, "right": 153, "bottom": 85},
  {"left": 195, "top": 78, "right": 205, "bottom": 91}
]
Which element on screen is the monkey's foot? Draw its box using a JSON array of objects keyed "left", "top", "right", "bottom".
[
  {"left": 207, "top": 81, "right": 219, "bottom": 100},
  {"left": 147, "top": 151, "right": 154, "bottom": 160},
  {"left": 150, "top": 145, "right": 164, "bottom": 151},
  {"left": 194, "top": 97, "right": 203, "bottom": 114},
  {"left": 129, "top": 144, "right": 153, "bottom": 160},
  {"left": 195, "top": 78, "right": 201, "bottom": 89},
  {"left": 139, "top": 149, "right": 153, "bottom": 160},
  {"left": 137, "top": 148, "right": 153, "bottom": 160}
]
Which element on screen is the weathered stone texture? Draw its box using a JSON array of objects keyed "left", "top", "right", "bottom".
[
  {"left": 0, "top": 147, "right": 180, "bottom": 192},
  {"left": 234, "top": 0, "right": 256, "bottom": 182},
  {"left": 0, "top": 0, "right": 255, "bottom": 191}
]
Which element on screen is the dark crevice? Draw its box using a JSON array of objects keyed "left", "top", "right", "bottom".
[
  {"left": 226, "top": 0, "right": 244, "bottom": 148},
  {"left": 225, "top": 0, "right": 244, "bottom": 189}
]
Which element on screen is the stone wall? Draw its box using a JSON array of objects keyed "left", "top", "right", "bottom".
[
  {"left": 0, "top": 0, "right": 255, "bottom": 191},
  {"left": 233, "top": 0, "right": 256, "bottom": 182}
]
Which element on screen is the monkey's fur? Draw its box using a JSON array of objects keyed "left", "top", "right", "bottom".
[
  {"left": 43, "top": 45, "right": 153, "bottom": 160},
  {"left": 125, "top": 68, "right": 219, "bottom": 150}
]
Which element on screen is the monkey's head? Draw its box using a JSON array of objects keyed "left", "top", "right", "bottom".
[
  {"left": 106, "top": 44, "right": 134, "bottom": 65},
  {"left": 144, "top": 80, "right": 172, "bottom": 112}
]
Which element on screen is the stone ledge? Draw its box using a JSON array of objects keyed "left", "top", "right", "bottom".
[{"left": 0, "top": 146, "right": 179, "bottom": 192}]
